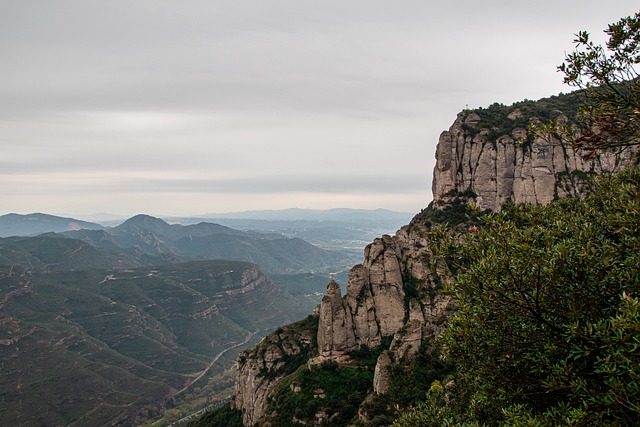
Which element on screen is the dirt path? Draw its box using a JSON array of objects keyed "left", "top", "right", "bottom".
[{"left": 173, "top": 331, "right": 257, "bottom": 398}]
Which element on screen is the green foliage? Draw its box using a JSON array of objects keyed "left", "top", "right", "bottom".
[
  {"left": 349, "top": 344, "right": 384, "bottom": 369},
  {"left": 185, "top": 404, "right": 243, "bottom": 427},
  {"left": 559, "top": 11, "right": 640, "bottom": 158},
  {"left": 257, "top": 315, "right": 319, "bottom": 380},
  {"left": 265, "top": 362, "right": 374, "bottom": 426},
  {"left": 413, "top": 189, "right": 490, "bottom": 229},
  {"left": 472, "top": 93, "right": 584, "bottom": 144},
  {"left": 544, "top": 293, "right": 640, "bottom": 425},
  {"left": 391, "top": 378, "right": 481, "bottom": 427},
  {"left": 362, "top": 347, "right": 453, "bottom": 423},
  {"left": 398, "top": 166, "right": 640, "bottom": 426}
]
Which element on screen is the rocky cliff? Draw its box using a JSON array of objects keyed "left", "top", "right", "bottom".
[
  {"left": 230, "top": 94, "right": 639, "bottom": 426},
  {"left": 233, "top": 315, "right": 318, "bottom": 426},
  {"left": 432, "top": 102, "right": 638, "bottom": 211},
  {"left": 314, "top": 226, "right": 454, "bottom": 365},
  {"left": 232, "top": 221, "right": 456, "bottom": 425}
]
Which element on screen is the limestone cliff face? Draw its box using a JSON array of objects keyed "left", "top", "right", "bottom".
[
  {"left": 316, "top": 226, "right": 454, "bottom": 365},
  {"left": 432, "top": 110, "right": 638, "bottom": 211},
  {"left": 231, "top": 98, "right": 640, "bottom": 426},
  {"left": 233, "top": 317, "right": 317, "bottom": 426},
  {"left": 313, "top": 222, "right": 456, "bottom": 404},
  {"left": 232, "top": 222, "right": 455, "bottom": 425}
]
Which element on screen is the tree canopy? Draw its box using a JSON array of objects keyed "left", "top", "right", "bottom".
[
  {"left": 392, "top": 12, "right": 640, "bottom": 427},
  {"left": 392, "top": 164, "right": 640, "bottom": 427},
  {"left": 559, "top": 11, "right": 640, "bottom": 159}
]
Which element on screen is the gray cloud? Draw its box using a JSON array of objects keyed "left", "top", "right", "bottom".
[{"left": 0, "top": 0, "right": 636, "bottom": 215}]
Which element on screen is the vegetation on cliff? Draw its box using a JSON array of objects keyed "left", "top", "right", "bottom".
[
  {"left": 470, "top": 92, "right": 584, "bottom": 145},
  {"left": 391, "top": 13, "right": 640, "bottom": 426},
  {"left": 393, "top": 164, "right": 640, "bottom": 426},
  {"left": 194, "top": 11, "right": 640, "bottom": 427},
  {"left": 264, "top": 359, "right": 375, "bottom": 426}
]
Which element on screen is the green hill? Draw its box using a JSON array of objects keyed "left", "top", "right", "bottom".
[
  {"left": 0, "top": 213, "right": 103, "bottom": 237},
  {"left": 0, "top": 260, "right": 309, "bottom": 426}
]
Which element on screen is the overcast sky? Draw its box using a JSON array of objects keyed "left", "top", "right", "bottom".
[{"left": 1, "top": 1, "right": 636, "bottom": 217}]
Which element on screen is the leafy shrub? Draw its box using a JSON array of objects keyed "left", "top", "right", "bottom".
[
  {"left": 265, "top": 362, "right": 375, "bottom": 426},
  {"left": 413, "top": 189, "right": 490, "bottom": 229},
  {"left": 185, "top": 403, "right": 243, "bottom": 427},
  {"left": 394, "top": 166, "right": 640, "bottom": 426}
]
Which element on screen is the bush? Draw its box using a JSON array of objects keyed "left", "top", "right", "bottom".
[
  {"left": 393, "top": 166, "right": 640, "bottom": 426},
  {"left": 185, "top": 403, "right": 243, "bottom": 427}
]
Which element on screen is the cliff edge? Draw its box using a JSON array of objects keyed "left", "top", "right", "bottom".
[
  {"left": 432, "top": 100, "right": 637, "bottom": 211},
  {"left": 228, "top": 94, "right": 638, "bottom": 426}
]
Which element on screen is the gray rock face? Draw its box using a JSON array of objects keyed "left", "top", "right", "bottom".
[
  {"left": 232, "top": 103, "right": 640, "bottom": 425},
  {"left": 432, "top": 111, "right": 638, "bottom": 211},
  {"left": 373, "top": 319, "right": 426, "bottom": 395},
  {"left": 316, "top": 234, "right": 407, "bottom": 359},
  {"left": 373, "top": 350, "right": 393, "bottom": 395},
  {"left": 233, "top": 321, "right": 316, "bottom": 426},
  {"left": 317, "top": 280, "right": 357, "bottom": 356},
  {"left": 233, "top": 221, "right": 456, "bottom": 425},
  {"left": 316, "top": 223, "right": 455, "bottom": 368}
]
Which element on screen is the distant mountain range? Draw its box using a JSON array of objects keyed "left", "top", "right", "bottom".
[
  {"left": 0, "top": 215, "right": 338, "bottom": 424},
  {"left": 0, "top": 210, "right": 412, "bottom": 425},
  {"left": 56, "top": 208, "right": 412, "bottom": 226},
  {"left": 0, "top": 213, "right": 356, "bottom": 274},
  {"left": 0, "top": 210, "right": 408, "bottom": 424},
  {"left": 0, "top": 212, "right": 103, "bottom": 237},
  {"left": 0, "top": 209, "right": 414, "bottom": 273},
  {"left": 191, "top": 207, "right": 412, "bottom": 222},
  {"left": 168, "top": 209, "right": 414, "bottom": 253}
]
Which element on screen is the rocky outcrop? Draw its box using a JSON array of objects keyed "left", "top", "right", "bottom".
[
  {"left": 315, "top": 225, "right": 454, "bottom": 364},
  {"left": 233, "top": 316, "right": 317, "bottom": 426},
  {"left": 432, "top": 109, "right": 638, "bottom": 211},
  {"left": 373, "top": 350, "right": 393, "bottom": 394},
  {"left": 232, "top": 221, "right": 456, "bottom": 425},
  {"left": 372, "top": 319, "right": 425, "bottom": 395},
  {"left": 231, "top": 97, "right": 640, "bottom": 426}
]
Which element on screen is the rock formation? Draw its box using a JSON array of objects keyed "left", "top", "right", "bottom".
[
  {"left": 231, "top": 98, "right": 639, "bottom": 426},
  {"left": 232, "top": 220, "right": 457, "bottom": 424},
  {"left": 432, "top": 109, "right": 638, "bottom": 211},
  {"left": 315, "top": 227, "right": 454, "bottom": 364},
  {"left": 233, "top": 316, "right": 317, "bottom": 426}
]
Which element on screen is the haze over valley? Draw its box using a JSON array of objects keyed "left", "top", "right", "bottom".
[
  {"left": 0, "top": 208, "right": 413, "bottom": 424},
  {"left": 2, "top": 1, "right": 638, "bottom": 426}
]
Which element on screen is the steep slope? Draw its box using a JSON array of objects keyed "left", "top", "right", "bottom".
[
  {"left": 225, "top": 93, "right": 639, "bottom": 426},
  {"left": 231, "top": 221, "right": 458, "bottom": 426},
  {"left": 432, "top": 95, "right": 638, "bottom": 211},
  {"left": 0, "top": 260, "right": 309, "bottom": 426}
]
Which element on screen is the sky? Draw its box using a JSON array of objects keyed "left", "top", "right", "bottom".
[{"left": 1, "top": 1, "right": 636, "bottom": 218}]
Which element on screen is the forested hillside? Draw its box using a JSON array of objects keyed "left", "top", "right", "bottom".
[{"left": 0, "top": 260, "right": 311, "bottom": 426}]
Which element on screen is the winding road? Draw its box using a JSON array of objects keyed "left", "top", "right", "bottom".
[{"left": 173, "top": 330, "right": 257, "bottom": 398}]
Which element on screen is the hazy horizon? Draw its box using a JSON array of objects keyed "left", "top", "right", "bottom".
[
  {"left": 2, "top": 1, "right": 635, "bottom": 216},
  {"left": 2, "top": 206, "right": 415, "bottom": 223}
]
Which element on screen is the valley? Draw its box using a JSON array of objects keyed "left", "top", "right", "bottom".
[{"left": 0, "top": 209, "right": 408, "bottom": 426}]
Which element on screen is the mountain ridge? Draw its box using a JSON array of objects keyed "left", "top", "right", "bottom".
[
  {"left": 0, "top": 213, "right": 103, "bottom": 237},
  {"left": 225, "top": 91, "right": 640, "bottom": 426}
]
